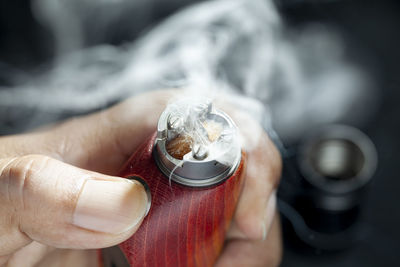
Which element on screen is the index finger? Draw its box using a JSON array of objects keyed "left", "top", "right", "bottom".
[{"left": 0, "top": 90, "right": 178, "bottom": 174}]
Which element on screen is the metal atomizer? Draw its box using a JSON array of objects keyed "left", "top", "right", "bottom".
[
  {"left": 154, "top": 100, "right": 241, "bottom": 187},
  {"left": 101, "top": 99, "right": 245, "bottom": 267}
]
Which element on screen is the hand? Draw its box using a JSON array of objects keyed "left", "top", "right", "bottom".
[
  {"left": 214, "top": 100, "right": 282, "bottom": 267},
  {"left": 0, "top": 89, "right": 282, "bottom": 266}
]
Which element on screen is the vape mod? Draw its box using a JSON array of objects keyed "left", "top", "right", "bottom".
[{"left": 101, "top": 99, "right": 246, "bottom": 267}]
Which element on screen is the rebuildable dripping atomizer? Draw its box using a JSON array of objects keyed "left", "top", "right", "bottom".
[{"left": 101, "top": 99, "right": 246, "bottom": 267}]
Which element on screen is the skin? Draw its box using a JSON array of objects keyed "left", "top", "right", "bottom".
[{"left": 0, "top": 90, "right": 282, "bottom": 267}]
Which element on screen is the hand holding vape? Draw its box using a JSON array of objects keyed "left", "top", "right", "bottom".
[{"left": 102, "top": 99, "right": 246, "bottom": 267}]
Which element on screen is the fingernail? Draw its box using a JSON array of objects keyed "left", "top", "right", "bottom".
[
  {"left": 262, "top": 191, "right": 276, "bottom": 241},
  {"left": 73, "top": 179, "right": 148, "bottom": 234}
]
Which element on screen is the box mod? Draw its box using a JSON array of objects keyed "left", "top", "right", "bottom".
[{"left": 101, "top": 99, "right": 246, "bottom": 267}]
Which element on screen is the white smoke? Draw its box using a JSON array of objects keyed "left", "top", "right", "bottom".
[{"left": 0, "top": 0, "right": 377, "bottom": 143}]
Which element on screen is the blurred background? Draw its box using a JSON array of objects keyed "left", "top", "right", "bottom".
[{"left": 0, "top": 0, "right": 399, "bottom": 266}]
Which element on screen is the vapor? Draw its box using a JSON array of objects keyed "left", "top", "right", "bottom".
[{"left": 0, "top": 0, "right": 377, "bottom": 144}]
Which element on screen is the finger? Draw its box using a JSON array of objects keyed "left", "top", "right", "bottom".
[
  {"left": 36, "top": 249, "right": 98, "bottom": 267},
  {"left": 215, "top": 212, "right": 282, "bottom": 267},
  {"left": 0, "top": 155, "right": 149, "bottom": 257},
  {"left": 0, "top": 90, "right": 178, "bottom": 175},
  {"left": 221, "top": 107, "right": 282, "bottom": 240},
  {"left": 227, "top": 191, "right": 276, "bottom": 241},
  {"left": 5, "top": 242, "right": 54, "bottom": 267}
]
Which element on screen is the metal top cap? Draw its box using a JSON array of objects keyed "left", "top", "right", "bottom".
[{"left": 154, "top": 98, "right": 241, "bottom": 187}]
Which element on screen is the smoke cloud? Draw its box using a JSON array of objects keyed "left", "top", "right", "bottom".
[{"left": 0, "top": 0, "right": 377, "bottom": 145}]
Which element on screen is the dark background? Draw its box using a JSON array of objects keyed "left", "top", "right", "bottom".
[
  {"left": 0, "top": 0, "right": 399, "bottom": 266},
  {"left": 276, "top": 1, "right": 400, "bottom": 266}
]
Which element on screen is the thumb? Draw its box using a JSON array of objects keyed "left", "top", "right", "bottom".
[{"left": 0, "top": 154, "right": 149, "bottom": 256}]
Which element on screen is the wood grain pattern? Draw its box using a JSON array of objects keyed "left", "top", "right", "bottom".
[{"left": 118, "top": 133, "right": 246, "bottom": 267}]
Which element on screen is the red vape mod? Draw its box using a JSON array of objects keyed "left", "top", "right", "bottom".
[{"left": 101, "top": 99, "right": 246, "bottom": 267}]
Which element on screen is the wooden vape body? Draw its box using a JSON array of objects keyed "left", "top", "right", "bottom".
[{"left": 117, "top": 133, "right": 246, "bottom": 267}]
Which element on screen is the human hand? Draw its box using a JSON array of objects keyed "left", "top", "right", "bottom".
[
  {"left": 213, "top": 100, "right": 282, "bottom": 267},
  {"left": 0, "top": 89, "right": 282, "bottom": 266}
]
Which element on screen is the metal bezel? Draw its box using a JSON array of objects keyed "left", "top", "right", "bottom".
[{"left": 153, "top": 105, "right": 241, "bottom": 188}]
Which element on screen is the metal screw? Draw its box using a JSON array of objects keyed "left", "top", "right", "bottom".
[
  {"left": 167, "top": 115, "right": 183, "bottom": 130},
  {"left": 193, "top": 101, "right": 212, "bottom": 119},
  {"left": 192, "top": 143, "right": 208, "bottom": 160}
]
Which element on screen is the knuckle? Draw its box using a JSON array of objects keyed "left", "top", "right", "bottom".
[
  {"left": 1, "top": 155, "right": 52, "bottom": 208},
  {"left": 8, "top": 155, "right": 50, "bottom": 183}
]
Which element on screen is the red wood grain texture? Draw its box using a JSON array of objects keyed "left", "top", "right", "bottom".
[{"left": 118, "top": 132, "right": 246, "bottom": 267}]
